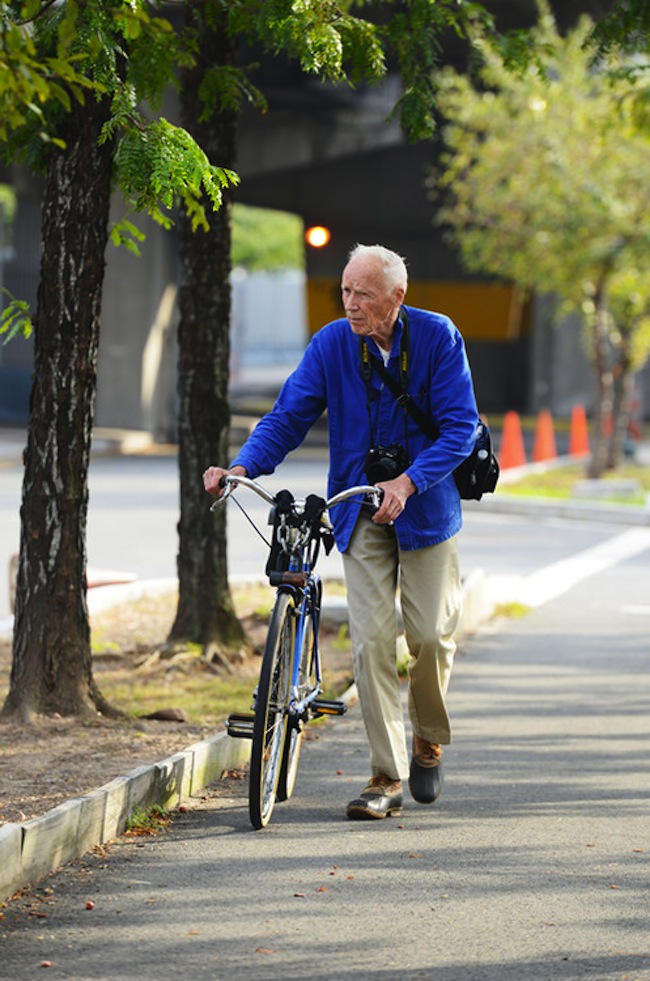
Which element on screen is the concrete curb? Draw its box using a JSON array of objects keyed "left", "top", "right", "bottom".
[
  {"left": 0, "top": 729, "right": 251, "bottom": 902},
  {"left": 0, "top": 567, "right": 493, "bottom": 902},
  {"left": 467, "top": 493, "right": 650, "bottom": 526}
]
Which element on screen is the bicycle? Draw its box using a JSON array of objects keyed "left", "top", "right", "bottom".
[{"left": 212, "top": 475, "right": 382, "bottom": 829}]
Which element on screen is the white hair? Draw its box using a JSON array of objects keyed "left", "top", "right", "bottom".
[{"left": 347, "top": 244, "right": 408, "bottom": 292}]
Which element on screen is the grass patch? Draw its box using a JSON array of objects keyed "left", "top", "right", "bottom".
[
  {"left": 97, "top": 663, "right": 256, "bottom": 728},
  {"left": 499, "top": 461, "right": 650, "bottom": 505},
  {"left": 125, "top": 804, "right": 172, "bottom": 836},
  {"left": 493, "top": 602, "right": 531, "bottom": 619},
  {"left": 331, "top": 623, "right": 351, "bottom": 651}
]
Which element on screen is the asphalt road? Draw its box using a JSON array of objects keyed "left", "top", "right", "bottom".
[{"left": 1, "top": 478, "right": 649, "bottom": 978}]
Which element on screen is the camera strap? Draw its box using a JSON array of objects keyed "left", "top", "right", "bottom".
[
  {"left": 359, "top": 312, "right": 411, "bottom": 453},
  {"left": 359, "top": 308, "right": 440, "bottom": 443}
]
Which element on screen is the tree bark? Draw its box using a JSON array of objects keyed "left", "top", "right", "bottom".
[
  {"left": 169, "top": 2, "right": 247, "bottom": 651},
  {"left": 587, "top": 288, "right": 613, "bottom": 480},
  {"left": 606, "top": 332, "right": 633, "bottom": 470},
  {"left": 1, "top": 94, "right": 116, "bottom": 721}
]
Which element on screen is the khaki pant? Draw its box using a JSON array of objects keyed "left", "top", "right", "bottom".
[{"left": 342, "top": 513, "right": 462, "bottom": 781}]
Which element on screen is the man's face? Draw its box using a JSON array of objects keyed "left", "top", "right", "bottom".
[{"left": 341, "top": 257, "right": 404, "bottom": 347}]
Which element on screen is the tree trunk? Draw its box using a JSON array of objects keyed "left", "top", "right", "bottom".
[
  {"left": 1, "top": 95, "right": 116, "bottom": 722},
  {"left": 169, "top": 3, "right": 247, "bottom": 651},
  {"left": 587, "top": 289, "right": 613, "bottom": 480},
  {"left": 606, "top": 332, "right": 633, "bottom": 470}
]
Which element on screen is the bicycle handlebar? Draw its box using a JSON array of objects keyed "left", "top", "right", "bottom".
[
  {"left": 211, "top": 474, "right": 383, "bottom": 512},
  {"left": 217, "top": 474, "right": 276, "bottom": 506}
]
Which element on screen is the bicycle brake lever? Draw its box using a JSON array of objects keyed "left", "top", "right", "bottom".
[
  {"left": 368, "top": 487, "right": 384, "bottom": 511},
  {"left": 209, "top": 475, "right": 236, "bottom": 509}
]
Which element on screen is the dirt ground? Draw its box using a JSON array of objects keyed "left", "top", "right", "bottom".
[{"left": 0, "top": 591, "right": 352, "bottom": 827}]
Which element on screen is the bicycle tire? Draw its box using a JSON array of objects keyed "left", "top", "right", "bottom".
[
  {"left": 249, "top": 591, "right": 294, "bottom": 829},
  {"left": 277, "top": 605, "right": 316, "bottom": 802}
]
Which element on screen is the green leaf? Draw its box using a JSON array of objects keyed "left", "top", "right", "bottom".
[{"left": 0, "top": 290, "right": 33, "bottom": 342}]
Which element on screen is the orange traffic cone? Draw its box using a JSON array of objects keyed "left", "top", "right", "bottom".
[
  {"left": 532, "top": 408, "right": 557, "bottom": 462},
  {"left": 498, "top": 411, "right": 527, "bottom": 469},
  {"left": 569, "top": 405, "right": 589, "bottom": 456}
]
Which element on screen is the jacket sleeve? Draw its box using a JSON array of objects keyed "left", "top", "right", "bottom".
[{"left": 231, "top": 338, "right": 327, "bottom": 478}]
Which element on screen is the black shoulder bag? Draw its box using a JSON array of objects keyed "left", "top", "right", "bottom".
[{"left": 360, "top": 313, "right": 499, "bottom": 501}]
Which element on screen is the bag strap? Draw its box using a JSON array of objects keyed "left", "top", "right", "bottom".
[{"left": 366, "top": 349, "right": 441, "bottom": 442}]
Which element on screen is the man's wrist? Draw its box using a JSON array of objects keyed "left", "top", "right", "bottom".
[{"left": 402, "top": 472, "right": 417, "bottom": 496}]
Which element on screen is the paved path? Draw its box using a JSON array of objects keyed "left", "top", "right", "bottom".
[{"left": 1, "top": 539, "right": 648, "bottom": 980}]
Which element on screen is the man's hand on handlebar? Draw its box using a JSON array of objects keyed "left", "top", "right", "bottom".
[
  {"left": 372, "top": 472, "right": 416, "bottom": 525},
  {"left": 203, "top": 464, "right": 247, "bottom": 497}
]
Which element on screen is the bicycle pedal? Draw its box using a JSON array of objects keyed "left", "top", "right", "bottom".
[
  {"left": 311, "top": 698, "right": 348, "bottom": 717},
  {"left": 226, "top": 713, "right": 255, "bottom": 739}
]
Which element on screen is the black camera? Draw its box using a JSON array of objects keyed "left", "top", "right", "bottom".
[{"left": 364, "top": 443, "right": 409, "bottom": 484}]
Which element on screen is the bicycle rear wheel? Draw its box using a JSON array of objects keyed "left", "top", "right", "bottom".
[
  {"left": 277, "top": 607, "right": 316, "bottom": 802},
  {"left": 249, "top": 591, "right": 294, "bottom": 829}
]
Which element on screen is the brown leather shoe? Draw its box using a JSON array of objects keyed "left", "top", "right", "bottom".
[
  {"left": 409, "top": 735, "right": 444, "bottom": 804},
  {"left": 346, "top": 774, "right": 404, "bottom": 820}
]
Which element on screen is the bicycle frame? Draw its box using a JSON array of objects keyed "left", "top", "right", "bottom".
[{"left": 214, "top": 475, "right": 381, "bottom": 826}]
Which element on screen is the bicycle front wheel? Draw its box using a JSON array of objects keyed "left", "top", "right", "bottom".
[
  {"left": 249, "top": 591, "right": 295, "bottom": 829},
  {"left": 277, "top": 607, "right": 316, "bottom": 802}
]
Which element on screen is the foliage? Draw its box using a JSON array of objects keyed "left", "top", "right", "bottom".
[
  {"left": 218, "top": 0, "right": 493, "bottom": 142},
  {"left": 0, "top": 289, "right": 33, "bottom": 342},
  {"left": 109, "top": 119, "right": 239, "bottom": 234},
  {"left": 587, "top": 0, "right": 650, "bottom": 60},
  {"left": 608, "top": 266, "right": 650, "bottom": 371},
  {"left": 0, "top": 187, "right": 30, "bottom": 341},
  {"left": 432, "top": 1, "right": 650, "bottom": 473},
  {"left": 496, "top": 0, "right": 650, "bottom": 130},
  {"left": 232, "top": 204, "right": 304, "bottom": 271},
  {"left": 0, "top": 0, "right": 99, "bottom": 146},
  {"left": 381, "top": 0, "right": 493, "bottom": 141},
  {"left": 0, "top": 184, "right": 17, "bottom": 232},
  {"left": 1, "top": 1, "right": 237, "bottom": 237},
  {"left": 435, "top": 8, "right": 650, "bottom": 301},
  {"left": 229, "top": 0, "right": 388, "bottom": 83}
]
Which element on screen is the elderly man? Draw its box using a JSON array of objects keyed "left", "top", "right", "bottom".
[{"left": 204, "top": 244, "right": 479, "bottom": 820}]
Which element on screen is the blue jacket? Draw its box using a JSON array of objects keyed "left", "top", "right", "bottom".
[{"left": 232, "top": 305, "right": 479, "bottom": 553}]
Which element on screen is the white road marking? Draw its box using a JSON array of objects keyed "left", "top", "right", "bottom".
[{"left": 518, "top": 528, "right": 650, "bottom": 608}]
